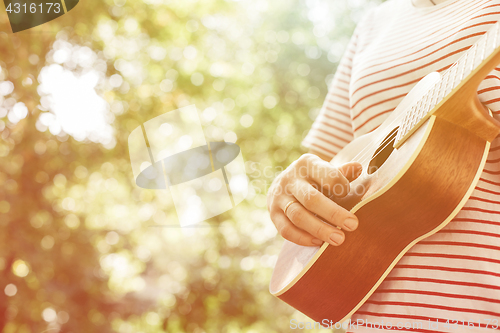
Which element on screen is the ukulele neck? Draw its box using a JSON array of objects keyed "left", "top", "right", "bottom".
[{"left": 394, "top": 22, "right": 500, "bottom": 148}]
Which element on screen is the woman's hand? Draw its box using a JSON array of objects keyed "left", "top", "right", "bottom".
[{"left": 267, "top": 153, "right": 362, "bottom": 247}]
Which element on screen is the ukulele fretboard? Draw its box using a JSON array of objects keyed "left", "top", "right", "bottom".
[{"left": 394, "top": 21, "right": 500, "bottom": 147}]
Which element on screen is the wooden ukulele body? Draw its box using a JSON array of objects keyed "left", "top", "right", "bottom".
[{"left": 269, "top": 72, "right": 500, "bottom": 323}]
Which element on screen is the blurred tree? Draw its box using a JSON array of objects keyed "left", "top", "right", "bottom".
[{"left": 0, "top": 0, "right": 381, "bottom": 332}]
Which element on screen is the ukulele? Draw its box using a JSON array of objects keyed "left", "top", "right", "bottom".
[{"left": 270, "top": 22, "right": 500, "bottom": 323}]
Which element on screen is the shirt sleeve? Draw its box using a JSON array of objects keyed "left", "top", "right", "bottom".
[
  {"left": 478, "top": 67, "right": 500, "bottom": 121},
  {"left": 302, "top": 32, "right": 358, "bottom": 159}
]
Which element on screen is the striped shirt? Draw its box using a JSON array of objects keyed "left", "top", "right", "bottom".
[{"left": 303, "top": 0, "right": 500, "bottom": 331}]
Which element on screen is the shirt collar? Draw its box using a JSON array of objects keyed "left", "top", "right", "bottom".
[{"left": 412, "top": 0, "right": 452, "bottom": 7}]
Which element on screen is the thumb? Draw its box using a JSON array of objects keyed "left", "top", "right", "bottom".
[{"left": 338, "top": 162, "right": 363, "bottom": 182}]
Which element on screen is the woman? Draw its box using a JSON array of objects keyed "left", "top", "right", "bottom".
[{"left": 267, "top": 0, "right": 500, "bottom": 330}]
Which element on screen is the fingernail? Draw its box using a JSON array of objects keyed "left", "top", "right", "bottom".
[
  {"left": 311, "top": 238, "right": 323, "bottom": 246},
  {"left": 344, "top": 217, "right": 358, "bottom": 231},
  {"left": 329, "top": 232, "right": 344, "bottom": 245}
]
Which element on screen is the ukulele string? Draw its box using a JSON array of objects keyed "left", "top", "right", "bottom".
[
  {"left": 353, "top": 78, "right": 450, "bottom": 165},
  {"left": 347, "top": 110, "right": 410, "bottom": 165},
  {"left": 347, "top": 97, "right": 429, "bottom": 167},
  {"left": 348, "top": 53, "right": 471, "bottom": 164},
  {"left": 341, "top": 22, "right": 500, "bottom": 167},
  {"left": 345, "top": 95, "right": 420, "bottom": 164},
  {"left": 348, "top": 71, "right": 445, "bottom": 165}
]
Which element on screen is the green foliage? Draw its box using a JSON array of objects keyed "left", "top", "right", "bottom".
[{"left": 0, "top": 0, "right": 381, "bottom": 332}]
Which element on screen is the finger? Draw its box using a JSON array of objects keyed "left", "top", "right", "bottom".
[
  {"left": 338, "top": 162, "right": 363, "bottom": 182},
  {"left": 283, "top": 199, "right": 346, "bottom": 246},
  {"left": 303, "top": 156, "right": 352, "bottom": 198},
  {"left": 270, "top": 209, "right": 324, "bottom": 246},
  {"left": 291, "top": 179, "right": 358, "bottom": 232}
]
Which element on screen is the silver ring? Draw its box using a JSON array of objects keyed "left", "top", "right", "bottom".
[{"left": 283, "top": 200, "right": 299, "bottom": 216}]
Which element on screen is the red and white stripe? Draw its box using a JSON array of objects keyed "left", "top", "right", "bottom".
[{"left": 303, "top": 0, "right": 500, "bottom": 331}]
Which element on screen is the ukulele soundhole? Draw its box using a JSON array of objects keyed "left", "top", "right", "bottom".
[{"left": 368, "top": 127, "right": 399, "bottom": 175}]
